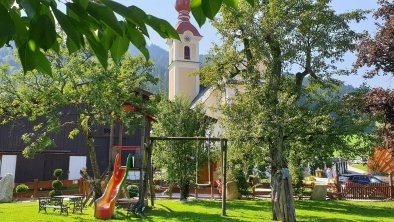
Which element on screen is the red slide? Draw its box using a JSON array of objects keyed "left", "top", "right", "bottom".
[{"left": 95, "top": 153, "right": 132, "bottom": 219}]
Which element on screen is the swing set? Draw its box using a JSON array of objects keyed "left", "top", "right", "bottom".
[
  {"left": 193, "top": 139, "right": 214, "bottom": 199},
  {"left": 147, "top": 136, "right": 229, "bottom": 216}
]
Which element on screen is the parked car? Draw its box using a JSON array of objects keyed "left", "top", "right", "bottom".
[{"left": 339, "top": 174, "right": 387, "bottom": 186}]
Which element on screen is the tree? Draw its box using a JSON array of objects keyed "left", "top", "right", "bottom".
[
  {"left": 152, "top": 97, "right": 210, "bottom": 200},
  {"left": 354, "top": 1, "right": 394, "bottom": 157},
  {"left": 0, "top": 44, "right": 155, "bottom": 199},
  {"left": 0, "top": 0, "right": 253, "bottom": 75},
  {"left": 198, "top": 1, "right": 368, "bottom": 221},
  {"left": 354, "top": 0, "right": 394, "bottom": 77},
  {"left": 361, "top": 88, "right": 394, "bottom": 154}
]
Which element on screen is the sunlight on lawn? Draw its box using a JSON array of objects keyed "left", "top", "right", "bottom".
[{"left": 0, "top": 200, "right": 393, "bottom": 222}]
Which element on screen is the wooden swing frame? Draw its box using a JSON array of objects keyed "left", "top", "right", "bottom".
[{"left": 148, "top": 136, "right": 228, "bottom": 216}]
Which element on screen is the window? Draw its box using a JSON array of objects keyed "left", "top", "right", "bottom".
[
  {"left": 370, "top": 177, "right": 381, "bottom": 183},
  {"left": 184, "top": 46, "right": 190, "bottom": 60}
]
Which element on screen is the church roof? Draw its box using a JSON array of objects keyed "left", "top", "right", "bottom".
[
  {"left": 174, "top": 0, "right": 202, "bottom": 37},
  {"left": 190, "top": 86, "right": 213, "bottom": 108},
  {"left": 175, "top": 21, "right": 202, "bottom": 37}
]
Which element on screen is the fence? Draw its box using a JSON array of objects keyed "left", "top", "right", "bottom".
[
  {"left": 13, "top": 179, "right": 91, "bottom": 199},
  {"left": 249, "top": 182, "right": 315, "bottom": 199},
  {"left": 339, "top": 183, "right": 392, "bottom": 200},
  {"left": 328, "top": 173, "right": 393, "bottom": 200}
]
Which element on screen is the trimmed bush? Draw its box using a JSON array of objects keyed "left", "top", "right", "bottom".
[
  {"left": 49, "top": 190, "right": 62, "bottom": 197},
  {"left": 53, "top": 169, "right": 63, "bottom": 179},
  {"left": 127, "top": 185, "right": 139, "bottom": 198},
  {"left": 51, "top": 169, "right": 63, "bottom": 196},
  {"left": 52, "top": 180, "right": 63, "bottom": 189},
  {"left": 15, "top": 184, "right": 29, "bottom": 193}
]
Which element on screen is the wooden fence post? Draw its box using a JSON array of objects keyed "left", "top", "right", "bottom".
[
  {"left": 389, "top": 173, "right": 393, "bottom": 199},
  {"left": 78, "top": 179, "right": 82, "bottom": 195},
  {"left": 33, "top": 179, "right": 38, "bottom": 198},
  {"left": 335, "top": 175, "right": 341, "bottom": 199}
]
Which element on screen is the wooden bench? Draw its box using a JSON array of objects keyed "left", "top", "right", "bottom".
[{"left": 38, "top": 197, "right": 69, "bottom": 215}]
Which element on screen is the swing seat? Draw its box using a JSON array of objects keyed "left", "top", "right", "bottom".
[{"left": 196, "top": 183, "right": 211, "bottom": 187}]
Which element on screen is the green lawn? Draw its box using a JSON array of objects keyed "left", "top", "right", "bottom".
[
  {"left": 351, "top": 164, "right": 369, "bottom": 172},
  {"left": 0, "top": 200, "right": 393, "bottom": 222}
]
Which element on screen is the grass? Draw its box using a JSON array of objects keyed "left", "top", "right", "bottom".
[
  {"left": 0, "top": 199, "right": 393, "bottom": 222},
  {"left": 351, "top": 164, "right": 369, "bottom": 172}
]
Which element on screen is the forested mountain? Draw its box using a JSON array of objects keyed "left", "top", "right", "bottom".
[{"left": 1, "top": 44, "right": 354, "bottom": 96}]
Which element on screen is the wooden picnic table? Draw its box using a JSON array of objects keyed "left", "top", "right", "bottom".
[{"left": 38, "top": 195, "right": 84, "bottom": 215}]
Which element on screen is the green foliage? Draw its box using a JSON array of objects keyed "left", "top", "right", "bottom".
[
  {"left": 191, "top": 0, "right": 254, "bottom": 26},
  {"left": 15, "top": 184, "right": 29, "bottom": 193},
  {"left": 0, "top": 0, "right": 182, "bottom": 74},
  {"left": 306, "top": 176, "right": 316, "bottom": 182},
  {"left": 127, "top": 185, "right": 139, "bottom": 198},
  {"left": 52, "top": 180, "right": 63, "bottom": 190},
  {"left": 48, "top": 190, "right": 62, "bottom": 197},
  {"left": 53, "top": 169, "right": 63, "bottom": 179},
  {"left": 199, "top": 1, "right": 375, "bottom": 218},
  {"left": 152, "top": 96, "right": 211, "bottom": 199},
  {"left": 0, "top": 42, "right": 156, "bottom": 187},
  {"left": 0, "top": 44, "right": 155, "bottom": 159},
  {"left": 201, "top": 0, "right": 376, "bottom": 169},
  {"left": 232, "top": 162, "right": 250, "bottom": 196},
  {"left": 351, "top": 164, "right": 368, "bottom": 172},
  {"left": 0, "top": 0, "right": 249, "bottom": 74}
]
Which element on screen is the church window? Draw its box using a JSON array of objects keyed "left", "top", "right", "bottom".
[{"left": 184, "top": 46, "right": 190, "bottom": 60}]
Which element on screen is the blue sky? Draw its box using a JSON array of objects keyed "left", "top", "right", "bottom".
[{"left": 114, "top": 1, "right": 393, "bottom": 88}]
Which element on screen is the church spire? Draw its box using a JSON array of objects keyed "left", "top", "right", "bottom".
[
  {"left": 176, "top": 0, "right": 191, "bottom": 22},
  {"left": 166, "top": 0, "right": 202, "bottom": 102}
]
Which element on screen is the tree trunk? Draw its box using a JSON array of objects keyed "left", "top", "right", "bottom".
[
  {"left": 270, "top": 128, "right": 296, "bottom": 222},
  {"left": 180, "top": 181, "right": 190, "bottom": 200},
  {"left": 264, "top": 34, "right": 296, "bottom": 222},
  {"left": 271, "top": 170, "right": 296, "bottom": 222},
  {"left": 84, "top": 128, "right": 102, "bottom": 200},
  {"left": 135, "top": 140, "right": 153, "bottom": 213}
]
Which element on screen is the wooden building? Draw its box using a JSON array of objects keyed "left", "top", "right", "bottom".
[{"left": 0, "top": 93, "right": 151, "bottom": 183}]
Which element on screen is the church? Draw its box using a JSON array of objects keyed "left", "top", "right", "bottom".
[
  {"left": 166, "top": 0, "right": 235, "bottom": 126},
  {"left": 0, "top": 0, "right": 229, "bottom": 184}
]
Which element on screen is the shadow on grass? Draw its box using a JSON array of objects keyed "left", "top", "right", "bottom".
[
  {"left": 144, "top": 205, "right": 241, "bottom": 222},
  {"left": 296, "top": 200, "right": 393, "bottom": 221},
  {"left": 178, "top": 199, "right": 270, "bottom": 212},
  {"left": 68, "top": 200, "right": 393, "bottom": 222}
]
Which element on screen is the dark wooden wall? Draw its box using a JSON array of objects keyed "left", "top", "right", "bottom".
[{"left": 1, "top": 112, "right": 147, "bottom": 183}]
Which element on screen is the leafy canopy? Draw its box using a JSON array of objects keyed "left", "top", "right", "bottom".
[
  {"left": 0, "top": 0, "right": 254, "bottom": 75},
  {"left": 0, "top": 44, "right": 156, "bottom": 158},
  {"left": 152, "top": 97, "right": 211, "bottom": 199}
]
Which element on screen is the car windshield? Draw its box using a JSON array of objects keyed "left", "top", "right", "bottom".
[
  {"left": 339, "top": 176, "right": 350, "bottom": 181},
  {"left": 370, "top": 177, "right": 381, "bottom": 183}
]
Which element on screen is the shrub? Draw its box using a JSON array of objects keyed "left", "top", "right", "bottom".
[
  {"left": 52, "top": 180, "right": 63, "bottom": 189},
  {"left": 53, "top": 169, "right": 63, "bottom": 179},
  {"left": 15, "top": 184, "right": 29, "bottom": 193},
  {"left": 51, "top": 169, "right": 64, "bottom": 196},
  {"left": 306, "top": 176, "right": 316, "bottom": 182},
  {"left": 49, "top": 190, "right": 62, "bottom": 197},
  {"left": 127, "top": 185, "right": 139, "bottom": 198}
]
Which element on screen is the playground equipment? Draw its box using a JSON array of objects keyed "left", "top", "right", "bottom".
[
  {"left": 148, "top": 136, "right": 228, "bottom": 216},
  {"left": 194, "top": 140, "right": 215, "bottom": 199},
  {"left": 94, "top": 153, "right": 133, "bottom": 220}
]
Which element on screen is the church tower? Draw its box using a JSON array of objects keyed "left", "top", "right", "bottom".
[{"left": 167, "top": 0, "right": 202, "bottom": 102}]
